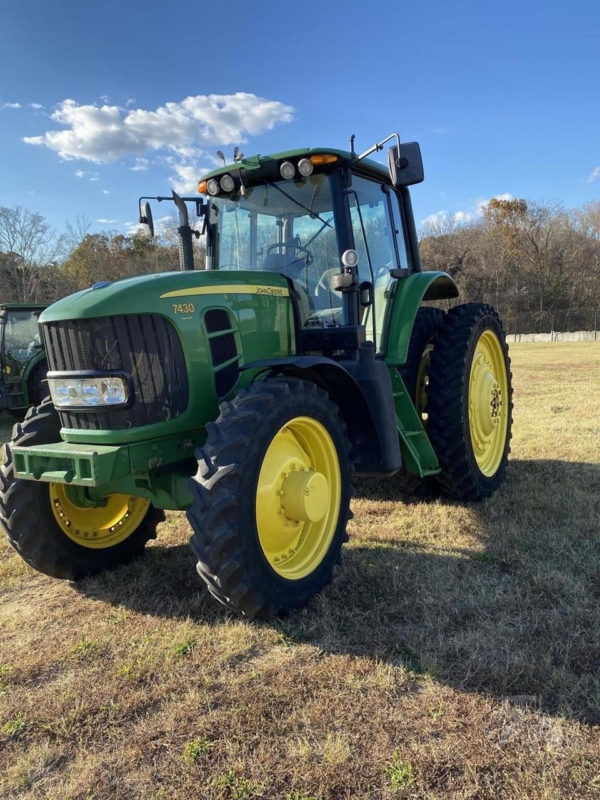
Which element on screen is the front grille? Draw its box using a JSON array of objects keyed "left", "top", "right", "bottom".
[{"left": 42, "top": 315, "right": 189, "bottom": 430}]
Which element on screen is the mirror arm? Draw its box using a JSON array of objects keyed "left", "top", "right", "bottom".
[{"left": 354, "top": 132, "right": 401, "bottom": 165}]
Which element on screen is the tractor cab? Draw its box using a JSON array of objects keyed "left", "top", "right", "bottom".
[
  {"left": 0, "top": 303, "right": 48, "bottom": 413},
  {"left": 194, "top": 138, "right": 425, "bottom": 355}
]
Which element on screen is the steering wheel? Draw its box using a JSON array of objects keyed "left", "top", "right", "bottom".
[{"left": 266, "top": 242, "right": 313, "bottom": 271}]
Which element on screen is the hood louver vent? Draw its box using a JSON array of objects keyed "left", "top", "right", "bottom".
[{"left": 204, "top": 309, "right": 240, "bottom": 398}]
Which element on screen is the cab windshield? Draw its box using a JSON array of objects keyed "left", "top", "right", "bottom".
[{"left": 208, "top": 174, "right": 343, "bottom": 326}]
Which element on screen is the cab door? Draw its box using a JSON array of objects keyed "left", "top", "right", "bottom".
[{"left": 347, "top": 175, "right": 411, "bottom": 351}]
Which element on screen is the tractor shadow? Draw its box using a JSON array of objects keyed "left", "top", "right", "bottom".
[{"left": 76, "top": 458, "right": 600, "bottom": 724}]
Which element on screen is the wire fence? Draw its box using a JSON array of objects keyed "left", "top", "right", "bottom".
[{"left": 500, "top": 309, "right": 599, "bottom": 341}]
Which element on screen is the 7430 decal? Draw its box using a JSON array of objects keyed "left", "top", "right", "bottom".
[{"left": 172, "top": 303, "right": 195, "bottom": 314}]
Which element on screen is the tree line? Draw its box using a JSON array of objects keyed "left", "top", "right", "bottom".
[
  {"left": 0, "top": 206, "right": 204, "bottom": 305},
  {"left": 2, "top": 198, "right": 600, "bottom": 333},
  {"left": 420, "top": 198, "right": 600, "bottom": 333}
]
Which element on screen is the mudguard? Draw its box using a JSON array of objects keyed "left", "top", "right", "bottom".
[{"left": 384, "top": 271, "right": 458, "bottom": 365}]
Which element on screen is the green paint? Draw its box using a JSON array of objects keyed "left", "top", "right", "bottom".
[
  {"left": 12, "top": 431, "right": 199, "bottom": 486},
  {"left": 42, "top": 270, "right": 295, "bottom": 446},
  {"left": 198, "top": 147, "right": 388, "bottom": 186},
  {"left": 383, "top": 272, "right": 459, "bottom": 366},
  {"left": 389, "top": 368, "right": 439, "bottom": 476},
  {"left": 12, "top": 432, "right": 199, "bottom": 509}
]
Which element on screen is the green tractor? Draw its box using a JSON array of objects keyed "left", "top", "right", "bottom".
[
  {"left": 0, "top": 134, "right": 513, "bottom": 618},
  {"left": 0, "top": 303, "right": 48, "bottom": 416}
]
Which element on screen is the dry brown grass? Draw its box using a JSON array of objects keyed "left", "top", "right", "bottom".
[{"left": 1, "top": 342, "right": 599, "bottom": 799}]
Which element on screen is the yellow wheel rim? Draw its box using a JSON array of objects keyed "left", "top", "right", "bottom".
[
  {"left": 256, "top": 416, "right": 341, "bottom": 580},
  {"left": 468, "top": 329, "right": 509, "bottom": 477},
  {"left": 415, "top": 343, "right": 434, "bottom": 422},
  {"left": 49, "top": 483, "right": 150, "bottom": 549}
]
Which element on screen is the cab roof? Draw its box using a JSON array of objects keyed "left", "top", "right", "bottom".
[{"left": 199, "top": 147, "right": 391, "bottom": 186}]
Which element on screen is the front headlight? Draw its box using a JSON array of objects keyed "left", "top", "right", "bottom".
[{"left": 48, "top": 373, "right": 130, "bottom": 410}]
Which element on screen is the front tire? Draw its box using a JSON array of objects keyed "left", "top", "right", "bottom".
[
  {"left": 0, "top": 399, "right": 164, "bottom": 579},
  {"left": 187, "top": 377, "right": 353, "bottom": 619}
]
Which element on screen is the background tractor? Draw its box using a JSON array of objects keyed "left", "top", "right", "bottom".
[
  {"left": 0, "top": 134, "right": 513, "bottom": 618},
  {"left": 0, "top": 303, "right": 48, "bottom": 416}
]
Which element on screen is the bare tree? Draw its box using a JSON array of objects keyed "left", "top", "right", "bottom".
[
  {"left": 64, "top": 215, "right": 92, "bottom": 251},
  {"left": 0, "top": 205, "right": 66, "bottom": 302}
]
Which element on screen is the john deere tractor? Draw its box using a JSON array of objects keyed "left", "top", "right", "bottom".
[
  {"left": 0, "top": 134, "right": 513, "bottom": 618},
  {"left": 0, "top": 303, "right": 48, "bottom": 416}
]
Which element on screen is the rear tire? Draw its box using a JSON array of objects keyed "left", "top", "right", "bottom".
[
  {"left": 395, "top": 307, "right": 445, "bottom": 497},
  {"left": 187, "top": 377, "right": 353, "bottom": 619},
  {"left": 0, "top": 399, "right": 164, "bottom": 579},
  {"left": 426, "top": 303, "right": 513, "bottom": 500}
]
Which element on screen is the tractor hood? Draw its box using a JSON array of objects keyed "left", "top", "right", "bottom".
[{"left": 39, "top": 270, "right": 291, "bottom": 322}]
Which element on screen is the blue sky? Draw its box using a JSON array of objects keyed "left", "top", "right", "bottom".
[{"left": 1, "top": 0, "right": 599, "bottom": 238}]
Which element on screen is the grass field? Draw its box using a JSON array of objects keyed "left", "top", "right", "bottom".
[{"left": 1, "top": 342, "right": 599, "bottom": 799}]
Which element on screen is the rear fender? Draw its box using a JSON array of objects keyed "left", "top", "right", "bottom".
[{"left": 384, "top": 272, "right": 458, "bottom": 365}]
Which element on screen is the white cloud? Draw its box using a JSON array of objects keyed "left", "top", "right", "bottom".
[
  {"left": 126, "top": 97, "right": 136, "bottom": 107},
  {"left": 29, "top": 102, "right": 45, "bottom": 110},
  {"left": 421, "top": 210, "right": 463, "bottom": 229},
  {"left": 475, "top": 193, "right": 513, "bottom": 216},
  {"left": 100, "top": 95, "right": 109, "bottom": 103},
  {"left": 96, "top": 218, "right": 117, "bottom": 224},
  {"left": 90, "top": 176, "right": 99, "bottom": 181},
  {"left": 23, "top": 93, "right": 295, "bottom": 164},
  {"left": 130, "top": 157, "right": 149, "bottom": 171},
  {"left": 75, "top": 169, "right": 87, "bottom": 178},
  {"left": 170, "top": 163, "right": 202, "bottom": 194},
  {"left": 3, "top": 102, "right": 21, "bottom": 109},
  {"left": 587, "top": 167, "right": 600, "bottom": 183},
  {"left": 102, "top": 190, "right": 110, "bottom": 194},
  {"left": 422, "top": 194, "right": 514, "bottom": 229}
]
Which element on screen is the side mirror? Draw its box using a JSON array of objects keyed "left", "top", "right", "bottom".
[
  {"left": 388, "top": 142, "right": 424, "bottom": 187},
  {"left": 139, "top": 201, "right": 155, "bottom": 238}
]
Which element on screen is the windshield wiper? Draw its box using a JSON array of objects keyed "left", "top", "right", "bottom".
[
  {"left": 304, "top": 217, "right": 334, "bottom": 249},
  {"left": 266, "top": 180, "right": 333, "bottom": 229}
]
